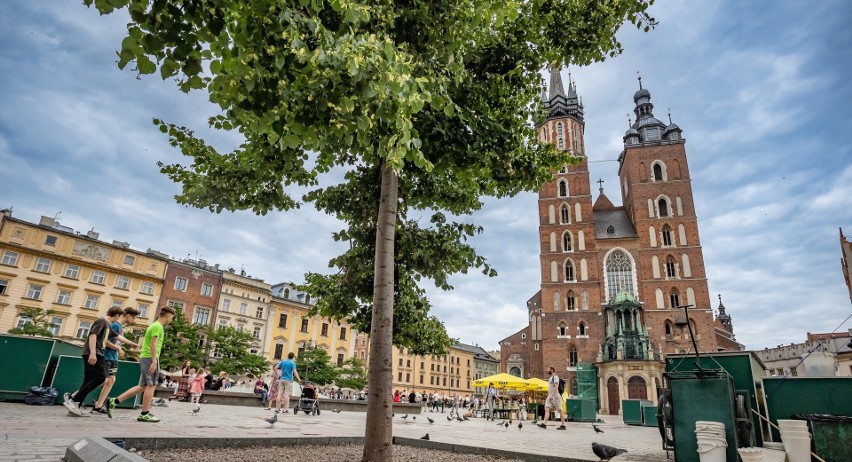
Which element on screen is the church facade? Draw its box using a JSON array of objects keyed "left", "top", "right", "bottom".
[{"left": 499, "top": 70, "right": 738, "bottom": 414}]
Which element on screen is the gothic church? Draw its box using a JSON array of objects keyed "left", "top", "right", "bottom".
[{"left": 498, "top": 69, "right": 739, "bottom": 414}]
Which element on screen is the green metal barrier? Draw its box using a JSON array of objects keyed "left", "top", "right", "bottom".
[
  {"left": 50, "top": 355, "right": 141, "bottom": 409},
  {"left": 643, "top": 405, "right": 658, "bottom": 427},
  {"left": 622, "top": 399, "right": 645, "bottom": 425},
  {"left": 0, "top": 334, "right": 55, "bottom": 401},
  {"left": 811, "top": 420, "right": 851, "bottom": 462},
  {"left": 762, "top": 377, "right": 852, "bottom": 442},
  {"left": 566, "top": 398, "right": 596, "bottom": 422},
  {"left": 668, "top": 372, "right": 738, "bottom": 462}
]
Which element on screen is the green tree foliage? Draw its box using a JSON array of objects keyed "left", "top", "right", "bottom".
[
  {"left": 294, "top": 347, "right": 339, "bottom": 386},
  {"left": 83, "top": 0, "right": 656, "bottom": 458},
  {"left": 8, "top": 307, "right": 56, "bottom": 337},
  {"left": 207, "top": 326, "right": 269, "bottom": 377},
  {"left": 120, "top": 328, "right": 143, "bottom": 361},
  {"left": 335, "top": 357, "right": 368, "bottom": 391},
  {"left": 158, "top": 304, "right": 206, "bottom": 371}
]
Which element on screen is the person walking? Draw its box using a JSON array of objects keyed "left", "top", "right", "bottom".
[
  {"left": 91, "top": 307, "right": 140, "bottom": 414},
  {"left": 171, "top": 360, "right": 192, "bottom": 401},
  {"left": 276, "top": 352, "right": 300, "bottom": 414},
  {"left": 190, "top": 368, "right": 207, "bottom": 405},
  {"left": 106, "top": 305, "right": 176, "bottom": 422},
  {"left": 537, "top": 366, "right": 566, "bottom": 430},
  {"left": 485, "top": 382, "right": 497, "bottom": 421},
  {"left": 63, "top": 307, "right": 119, "bottom": 416}
]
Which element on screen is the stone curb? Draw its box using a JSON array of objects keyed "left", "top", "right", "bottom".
[
  {"left": 65, "top": 437, "right": 148, "bottom": 462},
  {"left": 393, "top": 436, "right": 592, "bottom": 462}
]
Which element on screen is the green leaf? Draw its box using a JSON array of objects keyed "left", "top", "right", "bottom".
[{"left": 136, "top": 55, "right": 156, "bottom": 74}]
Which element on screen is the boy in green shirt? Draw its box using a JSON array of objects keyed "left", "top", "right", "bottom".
[{"left": 107, "top": 305, "right": 175, "bottom": 422}]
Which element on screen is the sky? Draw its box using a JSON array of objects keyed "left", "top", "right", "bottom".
[{"left": 1, "top": 1, "right": 850, "bottom": 352}]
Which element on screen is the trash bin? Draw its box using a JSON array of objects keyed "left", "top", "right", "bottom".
[
  {"left": 792, "top": 414, "right": 852, "bottom": 462},
  {"left": 643, "top": 405, "right": 658, "bottom": 427}
]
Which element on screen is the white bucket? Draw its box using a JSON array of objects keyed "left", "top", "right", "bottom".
[
  {"left": 782, "top": 435, "right": 812, "bottom": 462},
  {"left": 697, "top": 444, "right": 726, "bottom": 462},
  {"left": 738, "top": 447, "right": 764, "bottom": 462},
  {"left": 777, "top": 419, "right": 807, "bottom": 428}
]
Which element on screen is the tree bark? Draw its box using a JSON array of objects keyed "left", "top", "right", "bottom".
[{"left": 361, "top": 160, "right": 398, "bottom": 462}]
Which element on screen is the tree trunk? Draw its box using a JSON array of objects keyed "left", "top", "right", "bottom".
[{"left": 362, "top": 160, "right": 398, "bottom": 462}]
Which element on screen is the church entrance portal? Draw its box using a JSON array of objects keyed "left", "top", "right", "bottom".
[{"left": 607, "top": 377, "right": 620, "bottom": 415}]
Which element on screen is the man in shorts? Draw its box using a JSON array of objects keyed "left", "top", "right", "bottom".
[
  {"left": 91, "top": 307, "right": 140, "bottom": 414},
  {"left": 276, "top": 352, "right": 300, "bottom": 414},
  {"left": 538, "top": 366, "right": 566, "bottom": 430},
  {"left": 106, "top": 305, "right": 175, "bottom": 422}
]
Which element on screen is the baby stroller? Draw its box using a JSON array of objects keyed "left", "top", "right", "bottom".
[{"left": 296, "top": 382, "right": 321, "bottom": 415}]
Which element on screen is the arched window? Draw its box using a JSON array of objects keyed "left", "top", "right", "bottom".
[
  {"left": 568, "top": 345, "right": 578, "bottom": 367},
  {"left": 560, "top": 204, "right": 570, "bottom": 224},
  {"left": 559, "top": 322, "right": 567, "bottom": 336},
  {"left": 552, "top": 291, "right": 561, "bottom": 311},
  {"left": 564, "top": 260, "right": 575, "bottom": 282},
  {"left": 658, "top": 198, "right": 670, "bottom": 217},
  {"left": 665, "top": 256, "right": 677, "bottom": 278},
  {"left": 557, "top": 122, "right": 563, "bottom": 137},
  {"left": 578, "top": 322, "right": 586, "bottom": 336},
  {"left": 305, "top": 294, "right": 311, "bottom": 304},
  {"left": 558, "top": 180, "right": 568, "bottom": 197},
  {"left": 664, "top": 321, "right": 673, "bottom": 336},
  {"left": 605, "top": 249, "right": 635, "bottom": 301},
  {"left": 662, "top": 224, "right": 673, "bottom": 246},
  {"left": 558, "top": 137, "right": 564, "bottom": 149},
  {"left": 567, "top": 291, "right": 576, "bottom": 311},
  {"left": 283, "top": 288, "right": 290, "bottom": 299},
  {"left": 562, "top": 231, "right": 573, "bottom": 252},
  {"left": 653, "top": 162, "right": 665, "bottom": 182},
  {"left": 669, "top": 288, "right": 681, "bottom": 309}
]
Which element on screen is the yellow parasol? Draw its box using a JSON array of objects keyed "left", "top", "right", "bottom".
[
  {"left": 525, "top": 377, "right": 549, "bottom": 392},
  {"left": 471, "top": 373, "right": 531, "bottom": 390}
]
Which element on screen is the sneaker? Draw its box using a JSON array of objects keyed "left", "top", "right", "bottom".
[
  {"left": 557, "top": 425, "right": 567, "bottom": 430},
  {"left": 106, "top": 397, "right": 117, "bottom": 419},
  {"left": 92, "top": 406, "right": 108, "bottom": 415},
  {"left": 62, "top": 392, "right": 77, "bottom": 413},
  {"left": 137, "top": 413, "right": 160, "bottom": 422},
  {"left": 537, "top": 423, "right": 547, "bottom": 429}
]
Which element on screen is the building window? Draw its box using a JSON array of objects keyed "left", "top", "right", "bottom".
[
  {"left": 558, "top": 179, "right": 568, "bottom": 197},
  {"left": 124, "top": 255, "right": 135, "bottom": 265},
  {"left": 562, "top": 232, "right": 572, "bottom": 252},
  {"left": 201, "top": 283, "right": 213, "bottom": 296},
  {"left": 321, "top": 323, "right": 329, "bottom": 337},
  {"left": 26, "top": 284, "right": 43, "bottom": 300},
  {"left": 579, "top": 322, "right": 587, "bottom": 335},
  {"left": 569, "top": 345, "right": 578, "bottom": 367},
  {"left": 47, "top": 316, "right": 63, "bottom": 336},
  {"left": 278, "top": 313, "right": 288, "bottom": 328},
  {"left": 91, "top": 270, "right": 105, "bottom": 285},
  {"left": 76, "top": 321, "right": 91, "bottom": 339},
  {"left": 253, "top": 326, "right": 261, "bottom": 339},
  {"left": 64, "top": 264, "right": 80, "bottom": 279},
  {"left": 399, "top": 358, "right": 403, "bottom": 367},
  {"left": 219, "top": 318, "right": 228, "bottom": 329},
  {"left": 256, "top": 306, "right": 264, "bottom": 319},
  {"left": 669, "top": 289, "right": 681, "bottom": 309},
  {"left": 193, "top": 307, "right": 210, "bottom": 325},
  {"left": 1, "top": 250, "right": 19, "bottom": 266},
  {"left": 111, "top": 299, "right": 123, "bottom": 308},
  {"left": 174, "top": 277, "right": 188, "bottom": 291},
  {"left": 300, "top": 318, "right": 309, "bottom": 333},
  {"left": 567, "top": 291, "right": 576, "bottom": 311},
  {"left": 45, "top": 235, "right": 58, "bottom": 246},
  {"left": 240, "top": 302, "right": 247, "bottom": 315},
  {"left": 337, "top": 353, "right": 345, "bottom": 367},
  {"left": 662, "top": 225, "right": 673, "bottom": 246},
  {"left": 559, "top": 323, "right": 567, "bottom": 336},
  {"left": 222, "top": 299, "right": 231, "bottom": 311},
  {"left": 274, "top": 344, "right": 284, "bottom": 360},
  {"left": 305, "top": 294, "right": 311, "bottom": 304},
  {"left": 443, "top": 378, "right": 447, "bottom": 386},
  {"left": 665, "top": 321, "right": 673, "bottom": 336},
  {"left": 138, "top": 304, "right": 148, "bottom": 318},
  {"left": 236, "top": 323, "right": 245, "bottom": 332},
  {"left": 653, "top": 163, "right": 664, "bottom": 181},
  {"left": 35, "top": 257, "right": 52, "bottom": 273},
  {"left": 283, "top": 288, "right": 290, "bottom": 299},
  {"left": 534, "top": 343, "right": 540, "bottom": 351},
  {"left": 0, "top": 279, "right": 8, "bottom": 295},
  {"left": 658, "top": 198, "right": 670, "bottom": 217},
  {"left": 16, "top": 315, "right": 32, "bottom": 329},
  {"left": 116, "top": 276, "right": 130, "bottom": 290},
  {"left": 605, "top": 249, "right": 635, "bottom": 301},
  {"left": 407, "top": 359, "right": 411, "bottom": 368},
  {"left": 564, "top": 260, "right": 574, "bottom": 282},
  {"left": 339, "top": 327, "right": 347, "bottom": 340},
  {"left": 561, "top": 204, "right": 570, "bottom": 224},
  {"left": 83, "top": 294, "right": 99, "bottom": 309},
  {"left": 419, "top": 375, "right": 424, "bottom": 384},
  {"left": 665, "top": 256, "right": 677, "bottom": 278}
]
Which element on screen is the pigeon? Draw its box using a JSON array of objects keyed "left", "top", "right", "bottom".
[
  {"left": 332, "top": 409, "right": 342, "bottom": 414},
  {"left": 591, "top": 442, "right": 627, "bottom": 461},
  {"left": 427, "top": 417, "right": 434, "bottom": 424},
  {"left": 518, "top": 421, "right": 523, "bottom": 430},
  {"left": 412, "top": 416, "right": 416, "bottom": 420},
  {"left": 266, "top": 413, "right": 277, "bottom": 427},
  {"left": 593, "top": 424, "right": 604, "bottom": 434},
  {"left": 446, "top": 416, "right": 452, "bottom": 421},
  {"left": 456, "top": 416, "right": 465, "bottom": 422},
  {"left": 420, "top": 433, "right": 430, "bottom": 440},
  {"left": 202, "top": 399, "right": 209, "bottom": 404},
  {"left": 508, "top": 418, "right": 512, "bottom": 425},
  {"left": 401, "top": 414, "right": 409, "bottom": 420},
  {"left": 504, "top": 421, "right": 509, "bottom": 428},
  {"left": 189, "top": 406, "right": 200, "bottom": 415},
  {"left": 496, "top": 421, "right": 505, "bottom": 426},
  {"left": 153, "top": 398, "right": 169, "bottom": 407}
]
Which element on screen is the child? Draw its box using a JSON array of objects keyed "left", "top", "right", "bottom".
[{"left": 190, "top": 368, "right": 206, "bottom": 405}]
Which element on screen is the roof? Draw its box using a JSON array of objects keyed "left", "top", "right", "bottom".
[
  {"left": 594, "top": 209, "right": 638, "bottom": 239},
  {"left": 593, "top": 193, "right": 616, "bottom": 211},
  {"left": 454, "top": 343, "right": 499, "bottom": 362}
]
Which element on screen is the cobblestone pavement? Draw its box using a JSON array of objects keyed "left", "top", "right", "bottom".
[{"left": 0, "top": 402, "right": 668, "bottom": 461}]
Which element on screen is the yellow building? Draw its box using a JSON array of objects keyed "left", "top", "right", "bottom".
[
  {"left": 214, "top": 270, "right": 272, "bottom": 357},
  {"left": 355, "top": 333, "right": 476, "bottom": 398},
  {"left": 266, "top": 283, "right": 355, "bottom": 366},
  {"left": 0, "top": 213, "right": 167, "bottom": 341}
]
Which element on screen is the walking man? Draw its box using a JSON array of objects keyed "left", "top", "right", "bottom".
[
  {"left": 106, "top": 305, "right": 175, "bottom": 422},
  {"left": 538, "top": 366, "right": 566, "bottom": 430},
  {"left": 276, "top": 352, "right": 300, "bottom": 414},
  {"left": 92, "top": 307, "right": 140, "bottom": 414},
  {"left": 62, "top": 307, "right": 123, "bottom": 416},
  {"left": 485, "top": 382, "right": 497, "bottom": 421}
]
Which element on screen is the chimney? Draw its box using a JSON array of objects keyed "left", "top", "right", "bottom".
[
  {"left": 86, "top": 228, "right": 99, "bottom": 240},
  {"left": 39, "top": 216, "right": 55, "bottom": 227}
]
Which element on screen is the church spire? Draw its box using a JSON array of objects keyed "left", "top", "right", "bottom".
[
  {"left": 543, "top": 66, "right": 584, "bottom": 122},
  {"left": 549, "top": 65, "right": 566, "bottom": 100}
]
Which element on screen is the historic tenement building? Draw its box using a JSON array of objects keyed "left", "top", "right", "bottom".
[
  {"left": 158, "top": 257, "right": 223, "bottom": 348},
  {"left": 500, "top": 71, "right": 736, "bottom": 414}
]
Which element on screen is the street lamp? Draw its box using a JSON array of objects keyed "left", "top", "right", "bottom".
[{"left": 674, "top": 304, "right": 699, "bottom": 359}]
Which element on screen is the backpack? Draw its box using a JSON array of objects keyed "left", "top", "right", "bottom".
[{"left": 557, "top": 378, "right": 566, "bottom": 395}]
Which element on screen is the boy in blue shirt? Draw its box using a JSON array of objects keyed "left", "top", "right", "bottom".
[{"left": 91, "top": 307, "right": 140, "bottom": 414}]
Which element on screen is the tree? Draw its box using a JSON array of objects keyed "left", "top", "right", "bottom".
[
  {"left": 295, "top": 347, "right": 339, "bottom": 386},
  {"left": 83, "top": 1, "right": 656, "bottom": 459},
  {"left": 7, "top": 307, "right": 56, "bottom": 337},
  {"left": 158, "top": 304, "right": 206, "bottom": 371},
  {"left": 207, "top": 326, "right": 269, "bottom": 377},
  {"left": 336, "top": 357, "right": 368, "bottom": 392}
]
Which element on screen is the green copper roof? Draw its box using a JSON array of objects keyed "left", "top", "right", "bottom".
[{"left": 613, "top": 287, "right": 636, "bottom": 304}]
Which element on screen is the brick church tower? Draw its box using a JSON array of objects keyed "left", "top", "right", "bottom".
[{"left": 500, "top": 70, "right": 724, "bottom": 415}]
